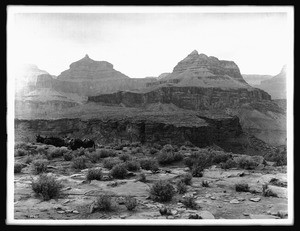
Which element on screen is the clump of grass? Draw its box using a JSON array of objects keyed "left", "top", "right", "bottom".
[
  {"left": 32, "top": 159, "right": 48, "bottom": 174},
  {"left": 63, "top": 152, "right": 73, "bottom": 161},
  {"left": 24, "top": 155, "right": 34, "bottom": 164},
  {"left": 182, "top": 195, "right": 197, "bottom": 209},
  {"left": 96, "top": 194, "right": 112, "bottom": 211},
  {"left": 86, "top": 168, "right": 103, "bottom": 181},
  {"left": 14, "top": 163, "right": 23, "bottom": 173},
  {"left": 176, "top": 180, "right": 187, "bottom": 194},
  {"left": 71, "top": 156, "right": 87, "bottom": 170},
  {"left": 202, "top": 180, "right": 210, "bottom": 187},
  {"left": 15, "top": 148, "right": 28, "bottom": 157},
  {"left": 31, "top": 174, "right": 63, "bottom": 201},
  {"left": 125, "top": 196, "right": 138, "bottom": 211},
  {"left": 103, "top": 157, "right": 122, "bottom": 170},
  {"left": 110, "top": 164, "right": 128, "bottom": 179},
  {"left": 125, "top": 160, "right": 140, "bottom": 172},
  {"left": 235, "top": 183, "right": 250, "bottom": 192},
  {"left": 47, "top": 146, "right": 69, "bottom": 159},
  {"left": 236, "top": 155, "right": 259, "bottom": 170},
  {"left": 98, "top": 149, "right": 117, "bottom": 158},
  {"left": 191, "top": 165, "right": 204, "bottom": 177},
  {"left": 211, "top": 152, "right": 231, "bottom": 164},
  {"left": 149, "top": 180, "right": 175, "bottom": 202},
  {"left": 36, "top": 145, "right": 48, "bottom": 156}
]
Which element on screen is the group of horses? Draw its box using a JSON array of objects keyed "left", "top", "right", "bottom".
[{"left": 36, "top": 135, "right": 95, "bottom": 150}]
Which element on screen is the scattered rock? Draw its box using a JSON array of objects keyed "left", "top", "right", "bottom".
[
  {"left": 171, "top": 210, "right": 178, "bottom": 215},
  {"left": 243, "top": 213, "right": 250, "bottom": 216},
  {"left": 210, "top": 196, "right": 216, "bottom": 200},
  {"left": 120, "top": 215, "right": 127, "bottom": 219},
  {"left": 167, "top": 215, "right": 175, "bottom": 219},
  {"left": 72, "top": 210, "right": 79, "bottom": 214},
  {"left": 230, "top": 199, "right": 240, "bottom": 204},
  {"left": 89, "top": 203, "right": 97, "bottom": 214},
  {"left": 266, "top": 185, "right": 287, "bottom": 198},
  {"left": 237, "top": 197, "right": 245, "bottom": 201},
  {"left": 57, "top": 211, "right": 65, "bottom": 214},
  {"left": 267, "top": 203, "right": 288, "bottom": 218},
  {"left": 249, "top": 197, "right": 261, "bottom": 202},
  {"left": 198, "top": 211, "right": 215, "bottom": 219}
]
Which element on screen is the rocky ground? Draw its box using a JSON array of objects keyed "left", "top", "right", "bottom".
[{"left": 14, "top": 143, "right": 288, "bottom": 220}]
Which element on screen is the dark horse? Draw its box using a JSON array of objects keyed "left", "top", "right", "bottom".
[
  {"left": 36, "top": 134, "right": 66, "bottom": 147},
  {"left": 67, "top": 138, "right": 95, "bottom": 150}
]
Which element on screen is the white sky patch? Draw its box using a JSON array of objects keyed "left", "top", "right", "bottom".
[{"left": 10, "top": 9, "right": 288, "bottom": 78}]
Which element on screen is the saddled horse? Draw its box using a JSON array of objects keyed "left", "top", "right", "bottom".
[{"left": 68, "top": 138, "right": 95, "bottom": 150}]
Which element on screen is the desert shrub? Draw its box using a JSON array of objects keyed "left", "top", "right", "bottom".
[
  {"left": 149, "top": 180, "right": 175, "bottom": 202},
  {"left": 63, "top": 152, "right": 73, "bottom": 161},
  {"left": 86, "top": 168, "right": 103, "bottom": 181},
  {"left": 153, "top": 143, "right": 162, "bottom": 150},
  {"left": 184, "top": 141, "right": 194, "bottom": 147},
  {"left": 15, "top": 148, "right": 28, "bottom": 157},
  {"left": 14, "top": 163, "right": 23, "bottom": 173},
  {"left": 269, "top": 178, "right": 287, "bottom": 187},
  {"left": 221, "top": 159, "right": 237, "bottom": 169},
  {"left": 138, "top": 173, "right": 147, "bottom": 182},
  {"left": 212, "top": 152, "right": 231, "bottom": 164},
  {"left": 182, "top": 195, "right": 197, "bottom": 209},
  {"left": 98, "top": 149, "right": 116, "bottom": 158},
  {"left": 191, "top": 165, "right": 204, "bottom": 177},
  {"left": 176, "top": 180, "right": 187, "bottom": 194},
  {"left": 24, "top": 155, "right": 34, "bottom": 164},
  {"left": 36, "top": 145, "right": 48, "bottom": 155},
  {"left": 86, "top": 151, "right": 101, "bottom": 163},
  {"left": 47, "top": 146, "right": 69, "bottom": 159},
  {"left": 103, "top": 157, "right": 122, "bottom": 170},
  {"left": 139, "top": 158, "right": 159, "bottom": 172},
  {"left": 32, "top": 159, "right": 48, "bottom": 174},
  {"left": 15, "top": 141, "right": 30, "bottom": 150},
  {"left": 71, "top": 156, "right": 87, "bottom": 170},
  {"left": 157, "top": 150, "right": 183, "bottom": 165},
  {"left": 184, "top": 157, "right": 194, "bottom": 169},
  {"left": 180, "top": 145, "right": 187, "bottom": 151},
  {"left": 74, "top": 147, "right": 86, "bottom": 157},
  {"left": 235, "top": 183, "right": 249, "bottom": 192},
  {"left": 266, "top": 150, "right": 287, "bottom": 166},
  {"left": 119, "top": 153, "right": 132, "bottom": 162},
  {"left": 162, "top": 144, "right": 174, "bottom": 152},
  {"left": 236, "top": 156, "right": 259, "bottom": 170},
  {"left": 96, "top": 194, "right": 112, "bottom": 211},
  {"left": 149, "top": 148, "right": 158, "bottom": 155},
  {"left": 202, "top": 180, "right": 209, "bottom": 187},
  {"left": 110, "top": 164, "right": 128, "bottom": 179},
  {"left": 173, "top": 152, "right": 184, "bottom": 161},
  {"left": 125, "top": 160, "right": 140, "bottom": 171},
  {"left": 125, "top": 196, "right": 138, "bottom": 211},
  {"left": 31, "top": 174, "right": 63, "bottom": 201},
  {"left": 179, "top": 173, "right": 193, "bottom": 185}
]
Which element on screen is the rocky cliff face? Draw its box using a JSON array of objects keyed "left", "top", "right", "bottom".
[
  {"left": 254, "top": 65, "right": 287, "bottom": 99},
  {"left": 14, "top": 114, "right": 277, "bottom": 156},
  {"left": 89, "top": 86, "right": 271, "bottom": 110},
  {"left": 242, "top": 74, "right": 273, "bottom": 86}
]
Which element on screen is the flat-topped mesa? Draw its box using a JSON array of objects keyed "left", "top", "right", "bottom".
[
  {"left": 57, "top": 54, "right": 130, "bottom": 81},
  {"left": 167, "top": 50, "right": 249, "bottom": 87}
]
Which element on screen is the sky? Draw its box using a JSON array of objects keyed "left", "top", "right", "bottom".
[{"left": 8, "top": 7, "right": 292, "bottom": 78}]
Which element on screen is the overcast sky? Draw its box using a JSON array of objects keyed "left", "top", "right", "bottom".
[{"left": 8, "top": 8, "right": 291, "bottom": 78}]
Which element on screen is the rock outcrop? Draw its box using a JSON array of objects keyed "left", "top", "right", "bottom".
[{"left": 254, "top": 65, "right": 287, "bottom": 99}]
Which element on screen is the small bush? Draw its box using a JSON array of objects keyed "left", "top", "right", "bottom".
[
  {"left": 184, "top": 157, "right": 194, "bottom": 169},
  {"left": 235, "top": 183, "right": 250, "bottom": 192},
  {"left": 14, "top": 163, "right": 23, "bottom": 173},
  {"left": 36, "top": 145, "right": 48, "bottom": 155},
  {"left": 157, "top": 152, "right": 175, "bottom": 165},
  {"left": 179, "top": 173, "right": 193, "bottom": 185},
  {"left": 86, "top": 168, "right": 103, "bottom": 181},
  {"left": 191, "top": 165, "right": 203, "bottom": 177},
  {"left": 162, "top": 144, "right": 174, "bottom": 152},
  {"left": 15, "top": 141, "right": 31, "bottom": 150},
  {"left": 149, "top": 180, "right": 175, "bottom": 202},
  {"left": 236, "top": 156, "right": 259, "bottom": 170},
  {"left": 138, "top": 173, "right": 147, "bottom": 182},
  {"left": 125, "top": 160, "right": 140, "bottom": 171},
  {"left": 153, "top": 143, "right": 162, "bottom": 150},
  {"left": 221, "top": 159, "right": 237, "bottom": 170},
  {"left": 99, "top": 149, "right": 116, "bottom": 158},
  {"left": 96, "top": 194, "right": 112, "bottom": 211},
  {"left": 110, "top": 164, "right": 128, "bottom": 179},
  {"left": 15, "top": 148, "right": 28, "bottom": 157},
  {"left": 119, "top": 153, "right": 131, "bottom": 162},
  {"left": 140, "top": 158, "right": 159, "bottom": 172},
  {"left": 125, "top": 196, "right": 138, "bottom": 211},
  {"left": 32, "top": 159, "right": 48, "bottom": 174},
  {"left": 72, "top": 156, "right": 87, "bottom": 170},
  {"left": 31, "top": 174, "right": 63, "bottom": 201},
  {"left": 149, "top": 148, "right": 158, "bottom": 155},
  {"left": 74, "top": 147, "right": 86, "bottom": 157},
  {"left": 176, "top": 180, "right": 187, "bottom": 194},
  {"left": 212, "top": 152, "right": 231, "bottom": 164},
  {"left": 47, "top": 147, "right": 69, "bottom": 159},
  {"left": 63, "top": 152, "right": 73, "bottom": 161},
  {"left": 24, "top": 155, "right": 34, "bottom": 164},
  {"left": 182, "top": 195, "right": 197, "bottom": 209},
  {"left": 103, "top": 157, "right": 122, "bottom": 170}
]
